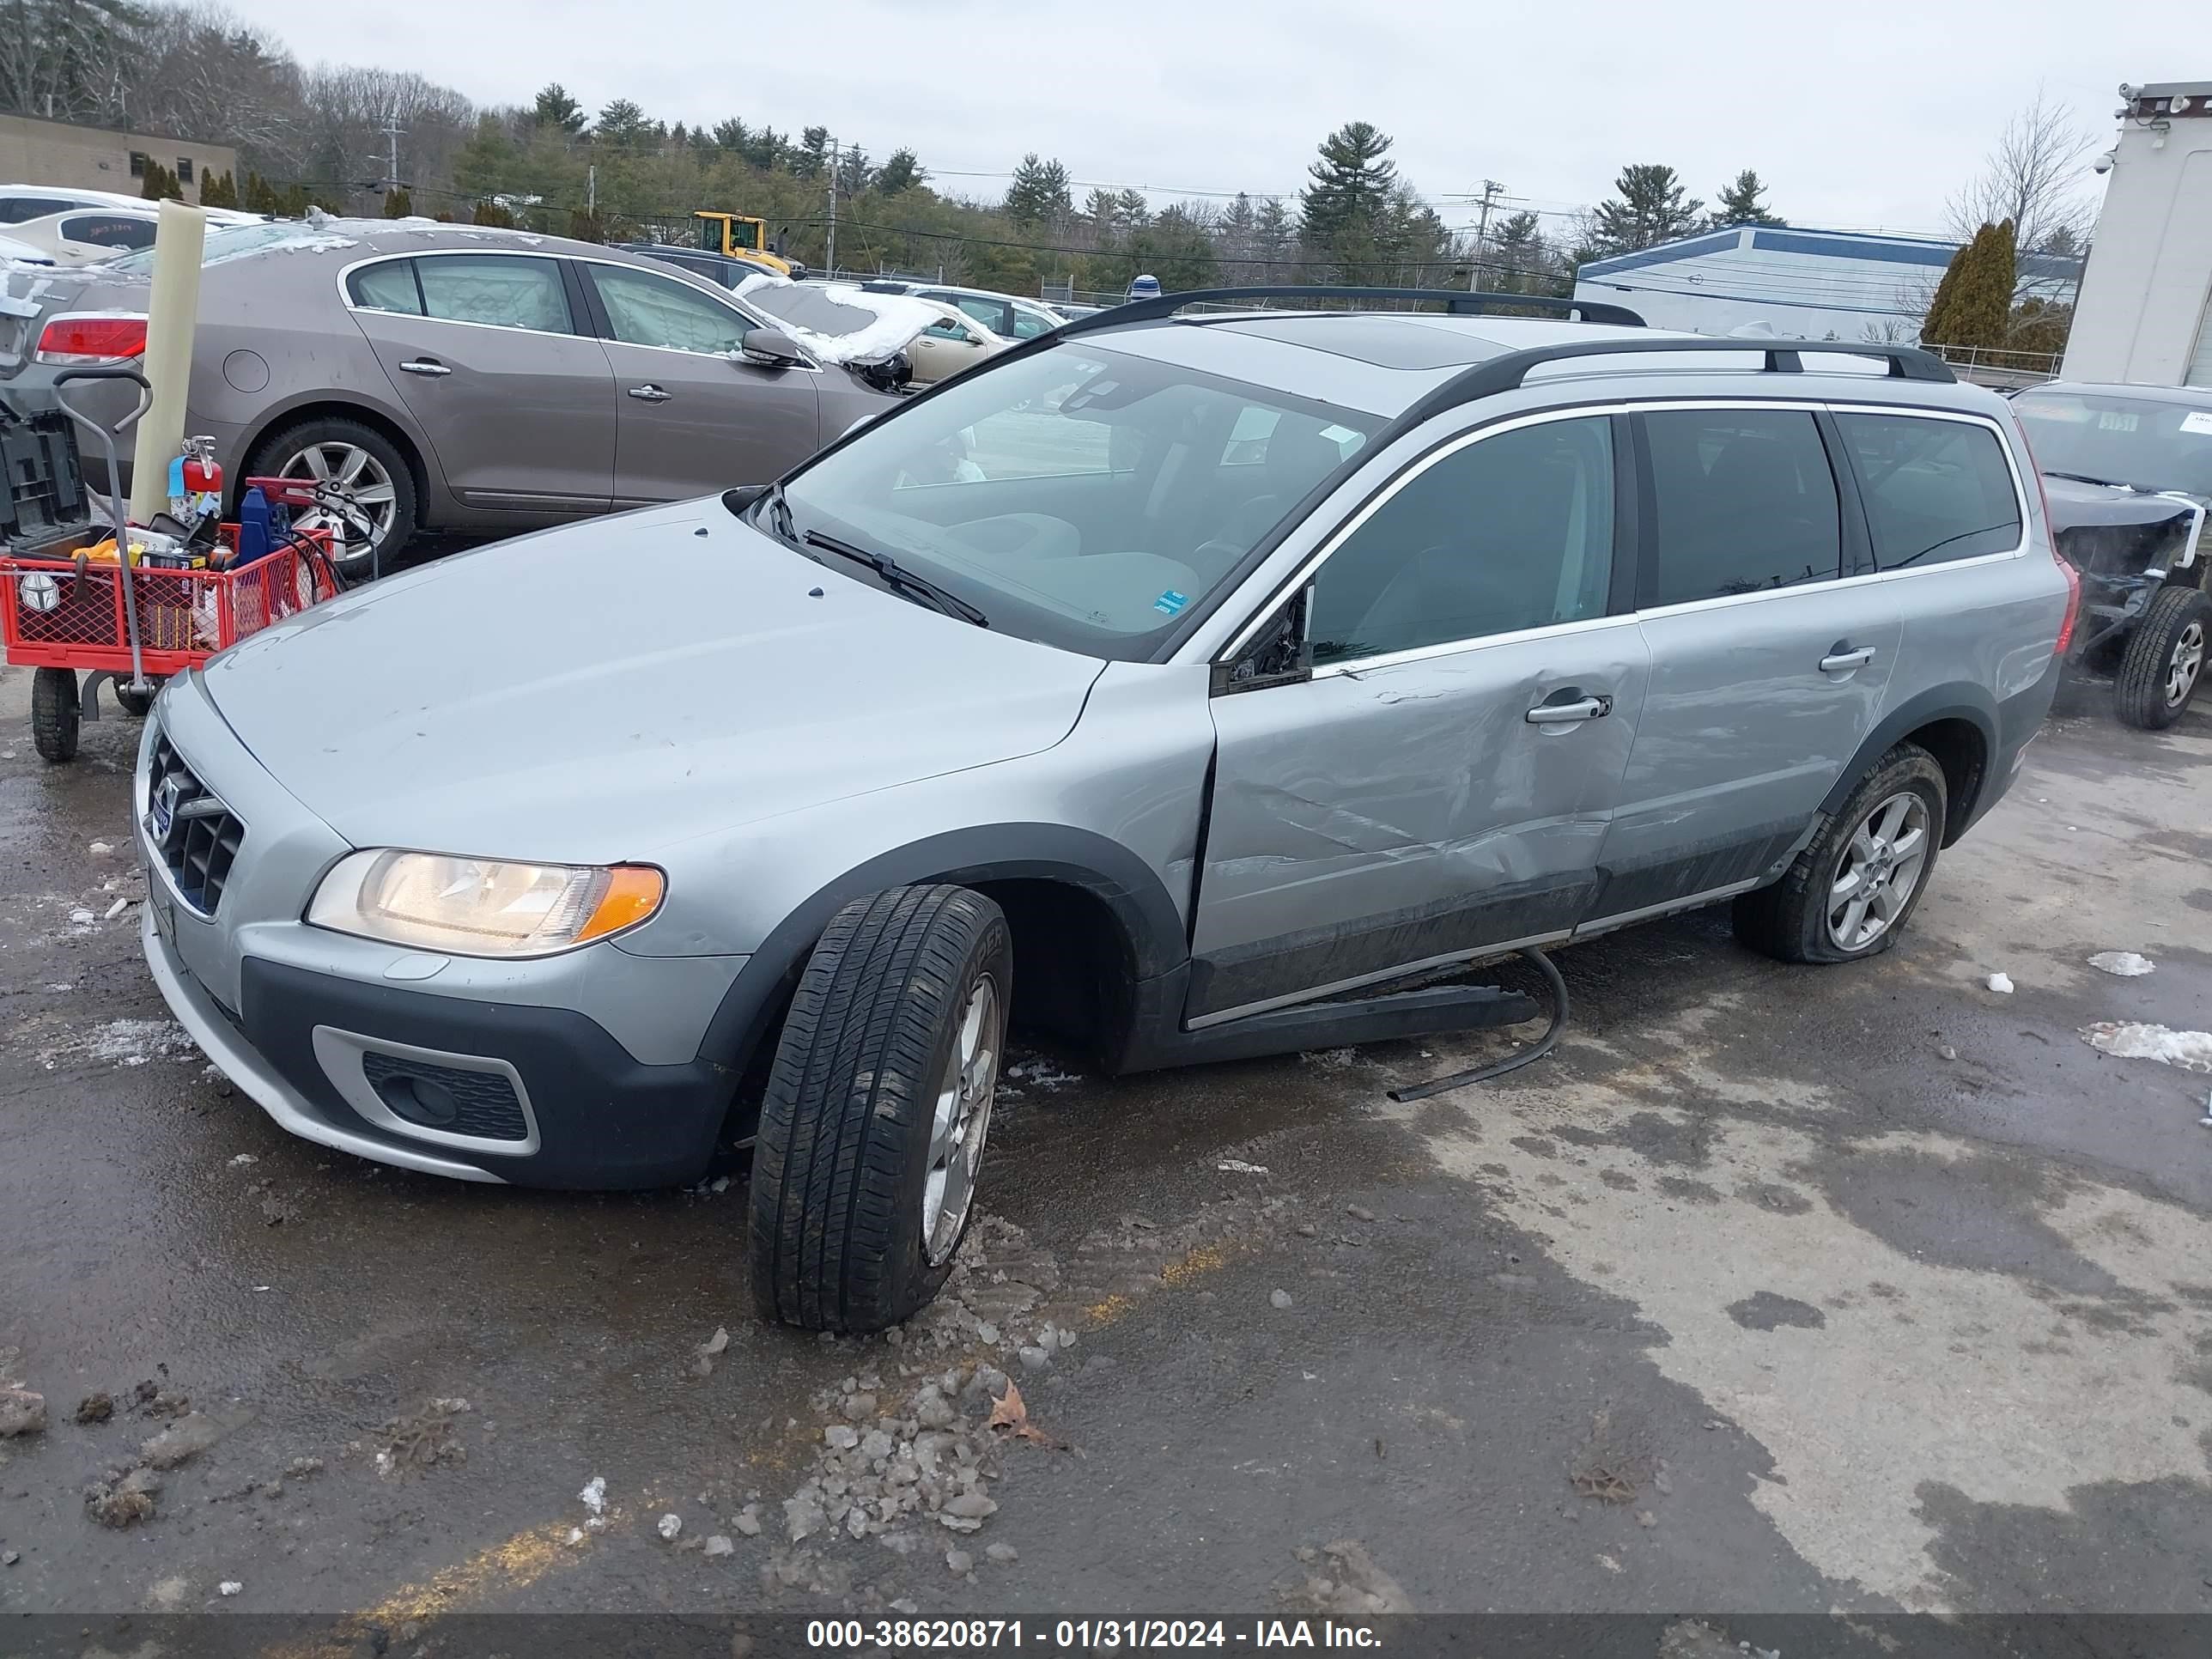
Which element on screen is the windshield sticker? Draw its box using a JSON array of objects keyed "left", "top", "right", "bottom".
[
  {"left": 2096, "top": 410, "right": 2140, "bottom": 433},
  {"left": 2181, "top": 411, "right": 2212, "bottom": 436},
  {"left": 1153, "top": 590, "right": 1188, "bottom": 617}
]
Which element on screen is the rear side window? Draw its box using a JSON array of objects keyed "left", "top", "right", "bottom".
[
  {"left": 1641, "top": 409, "right": 1841, "bottom": 605},
  {"left": 0, "top": 196, "right": 73, "bottom": 223},
  {"left": 417, "top": 255, "right": 574, "bottom": 334},
  {"left": 59, "top": 215, "right": 156, "bottom": 250},
  {"left": 347, "top": 260, "right": 422, "bottom": 314},
  {"left": 1836, "top": 412, "right": 2022, "bottom": 568},
  {"left": 1308, "top": 416, "right": 1616, "bottom": 665}
]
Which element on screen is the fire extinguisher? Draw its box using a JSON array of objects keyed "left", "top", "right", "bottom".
[{"left": 181, "top": 435, "right": 222, "bottom": 522}]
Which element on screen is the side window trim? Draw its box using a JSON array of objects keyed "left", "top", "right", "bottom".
[
  {"left": 1212, "top": 404, "right": 1640, "bottom": 691},
  {"left": 1813, "top": 406, "right": 1880, "bottom": 579},
  {"left": 1822, "top": 403, "right": 2033, "bottom": 574}
]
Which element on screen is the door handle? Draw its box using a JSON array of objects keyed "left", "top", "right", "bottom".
[
  {"left": 397, "top": 359, "right": 450, "bottom": 377},
  {"left": 1820, "top": 646, "right": 1878, "bottom": 672},
  {"left": 628, "top": 384, "right": 672, "bottom": 402},
  {"left": 1525, "top": 695, "right": 1611, "bottom": 725}
]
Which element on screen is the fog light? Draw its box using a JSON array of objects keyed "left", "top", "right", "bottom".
[{"left": 373, "top": 1071, "right": 459, "bottom": 1127}]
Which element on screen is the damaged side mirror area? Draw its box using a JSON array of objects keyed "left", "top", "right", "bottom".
[{"left": 1212, "top": 586, "right": 1313, "bottom": 696}]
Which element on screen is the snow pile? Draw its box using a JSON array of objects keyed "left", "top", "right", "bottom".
[
  {"left": 2087, "top": 951, "right": 2154, "bottom": 977},
  {"left": 40, "top": 1019, "right": 201, "bottom": 1071},
  {"left": 1985, "top": 973, "right": 2014, "bottom": 994},
  {"left": 737, "top": 276, "right": 944, "bottom": 366},
  {"left": 2081, "top": 1022, "right": 2212, "bottom": 1073}
]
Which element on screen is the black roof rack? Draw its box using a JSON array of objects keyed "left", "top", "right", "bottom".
[
  {"left": 1401, "top": 336, "right": 1955, "bottom": 426},
  {"left": 1060, "top": 285, "right": 1650, "bottom": 332}
]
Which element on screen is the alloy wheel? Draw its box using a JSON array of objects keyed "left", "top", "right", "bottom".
[
  {"left": 2167, "top": 620, "right": 2204, "bottom": 708},
  {"left": 276, "top": 442, "right": 398, "bottom": 565},
  {"left": 921, "top": 973, "right": 1003, "bottom": 1267},
  {"left": 1827, "top": 791, "right": 1930, "bottom": 951}
]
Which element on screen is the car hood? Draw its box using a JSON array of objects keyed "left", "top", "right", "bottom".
[
  {"left": 198, "top": 501, "right": 1106, "bottom": 863},
  {"left": 2039, "top": 472, "right": 2203, "bottom": 532}
]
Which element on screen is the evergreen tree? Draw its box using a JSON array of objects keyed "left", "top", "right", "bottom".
[
  {"left": 568, "top": 206, "right": 604, "bottom": 243},
  {"left": 1297, "top": 120, "right": 1398, "bottom": 263},
  {"left": 1251, "top": 196, "right": 1296, "bottom": 272},
  {"left": 278, "top": 183, "right": 310, "bottom": 217},
  {"left": 711, "top": 117, "right": 749, "bottom": 151},
  {"left": 1488, "top": 209, "right": 1547, "bottom": 291},
  {"left": 1711, "top": 168, "right": 1784, "bottom": 228},
  {"left": 792, "top": 126, "right": 830, "bottom": 179},
  {"left": 139, "top": 159, "right": 181, "bottom": 202},
  {"left": 1920, "top": 219, "right": 2016, "bottom": 349},
  {"left": 1003, "top": 153, "right": 1073, "bottom": 225},
  {"left": 241, "top": 171, "right": 279, "bottom": 215},
  {"left": 381, "top": 185, "right": 413, "bottom": 217},
  {"left": 875, "top": 148, "right": 924, "bottom": 196},
  {"left": 836, "top": 145, "right": 872, "bottom": 198},
  {"left": 471, "top": 198, "right": 516, "bottom": 228},
  {"left": 1585, "top": 164, "right": 1705, "bottom": 256},
  {"left": 532, "top": 82, "right": 587, "bottom": 134},
  {"left": 197, "top": 169, "right": 238, "bottom": 210},
  {"left": 592, "top": 98, "right": 653, "bottom": 149}
]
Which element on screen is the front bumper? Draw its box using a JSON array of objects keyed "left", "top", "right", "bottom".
[{"left": 136, "top": 683, "right": 745, "bottom": 1188}]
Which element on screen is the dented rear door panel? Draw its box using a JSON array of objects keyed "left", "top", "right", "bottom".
[{"left": 1187, "top": 620, "right": 1650, "bottom": 1022}]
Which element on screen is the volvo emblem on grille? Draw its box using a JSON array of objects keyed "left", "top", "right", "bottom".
[{"left": 150, "top": 775, "right": 183, "bottom": 839}]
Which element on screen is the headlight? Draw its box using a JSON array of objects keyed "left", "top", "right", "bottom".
[{"left": 307, "top": 851, "right": 664, "bottom": 957}]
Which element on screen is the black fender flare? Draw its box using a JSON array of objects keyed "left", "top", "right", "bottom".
[
  {"left": 1820, "top": 684, "right": 1998, "bottom": 842},
  {"left": 694, "top": 823, "right": 1188, "bottom": 1073}
]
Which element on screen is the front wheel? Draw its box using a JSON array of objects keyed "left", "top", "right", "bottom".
[
  {"left": 2114, "top": 584, "right": 2210, "bottom": 730},
  {"left": 748, "top": 884, "right": 1012, "bottom": 1333},
  {"left": 1733, "top": 744, "right": 1948, "bottom": 965},
  {"left": 31, "top": 667, "right": 79, "bottom": 763}
]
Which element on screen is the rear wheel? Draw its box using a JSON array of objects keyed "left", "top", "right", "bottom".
[
  {"left": 1734, "top": 744, "right": 1948, "bottom": 965},
  {"left": 749, "top": 884, "right": 1011, "bottom": 1333},
  {"left": 245, "top": 417, "right": 417, "bottom": 576},
  {"left": 2115, "top": 584, "right": 2210, "bottom": 730},
  {"left": 30, "top": 667, "right": 78, "bottom": 763}
]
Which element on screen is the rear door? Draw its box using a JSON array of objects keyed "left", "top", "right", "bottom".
[
  {"left": 578, "top": 259, "right": 823, "bottom": 504},
  {"left": 1594, "top": 403, "right": 1900, "bottom": 924},
  {"left": 1190, "top": 411, "right": 1649, "bottom": 1022},
  {"left": 346, "top": 252, "right": 616, "bottom": 514}
]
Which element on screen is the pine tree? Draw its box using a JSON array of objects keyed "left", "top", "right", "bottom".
[
  {"left": 1586, "top": 164, "right": 1705, "bottom": 256},
  {"left": 139, "top": 159, "right": 181, "bottom": 203},
  {"left": 471, "top": 199, "right": 516, "bottom": 228},
  {"left": 241, "top": 172, "right": 279, "bottom": 215},
  {"left": 533, "top": 83, "right": 587, "bottom": 135},
  {"left": 876, "top": 149, "right": 924, "bottom": 196},
  {"left": 1298, "top": 121, "right": 1398, "bottom": 264},
  {"left": 1711, "top": 168, "right": 1784, "bottom": 228},
  {"left": 381, "top": 185, "right": 413, "bottom": 218},
  {"left": 592, "top": 99, "right": 653, "bottom": 149},
  {"left": 198, "top": 169, "right": 238, "bottom": 210},
  {"left": 792, "top": 126, "right": 830, "bottom": 179},
  {"left": 1003, "top": 153, "right": 1073, "bottom": 225},
  {"left": 1920, "top": 220, "right": 2016, "bottom": 350},
  {"left": 279, "top": 183, "right": 310, "bottom": 218},
  {"left": 1489, "top": 210, "right": 1548, "bottom": 292}
]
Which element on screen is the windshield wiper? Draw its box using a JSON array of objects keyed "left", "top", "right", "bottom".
[
  {"left": 803, "top": 530, "right": 990, "bottom": 628},
  {"left": 2044, "top": 469, "right": 2154, "bottom": 493},
  {"left": 757, "top": 481, "right": 799, "bottom": 544}
]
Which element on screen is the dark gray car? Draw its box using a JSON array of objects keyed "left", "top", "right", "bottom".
[{"left": 0, "top": 220, "right": 901, "bottom": 568}]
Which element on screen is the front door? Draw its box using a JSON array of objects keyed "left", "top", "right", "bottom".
[
  {"left": 580, "top": 261, "right": 823, "bottom": 504},
  {"left": 347, "top": 252, "right": 616, "bottom": 514},
  {"left": 1595, "top": 404, "right": 1901, "bottom": 921},
  {"left": 1190, "top": 412, "right": 1647, "bottom": 1023}
]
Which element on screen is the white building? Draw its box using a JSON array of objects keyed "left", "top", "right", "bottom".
[
  {"left": 1574, "top": 224, "right": 2078, "bottom": 345},
  {"left": 2062, "top": 81, "right": 2212, "bottom": 386}
]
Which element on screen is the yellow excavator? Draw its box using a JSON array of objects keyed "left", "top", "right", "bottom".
[{"left": 693, "top": 211, "right": 799, "bottom": 277}]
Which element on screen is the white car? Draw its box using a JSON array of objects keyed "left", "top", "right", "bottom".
[
  {"left": 2, "top": 205, "right": 161, "bottom": 265},
  {"left": 0, "top": 184, "right": 261, "bottom": 231}
]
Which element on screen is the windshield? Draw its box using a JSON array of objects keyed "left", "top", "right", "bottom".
[
  {"left": 763, "top": 341, "right": 1376, "bottom": 659},
  {"left": 2013, "top": 389, "right": 2212, "bottom": 497},
  {"left": 103, "top": 222, "right": 302, "bottom": 273}
]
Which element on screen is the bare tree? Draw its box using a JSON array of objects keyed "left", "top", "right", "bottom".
[{"left": 1947, "top": 90, "right": 2096, "bottom": 258}]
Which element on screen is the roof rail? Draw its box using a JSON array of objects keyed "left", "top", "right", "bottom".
[
  {"left": 1401, "top": 336, "right": 1955, "bottom": 425},
  {"left": 1060, "top": 285, "right": 1649, "bottom": 333}
]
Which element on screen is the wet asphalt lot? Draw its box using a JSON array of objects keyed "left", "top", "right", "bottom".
[{"left": 2, "top": 657, "right": 2210, "bottom": 1638}]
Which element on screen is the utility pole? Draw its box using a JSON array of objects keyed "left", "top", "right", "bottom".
[
  {"left": 586, "top": 164, "right": 596, "bottom": 216},
  {"left": 1468, "top": 179, "right": 1504, "bottom": 290},
  {"left": 825, "top": 136, "right": 839, "bottom": 276},
  {"left": 381, "top": 116, "right": 404, "bottom": 195}
]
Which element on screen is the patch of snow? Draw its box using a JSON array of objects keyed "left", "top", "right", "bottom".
[
  {"left": 1985, "top": 973, "right": 2014, "bottom": 994},
  {"left": 738, "top": 275, "right": 947, "bottom": 365},
  {"left": 88, "top": 840, "right": 113, "bottom": 855},
  {"left": 2081, "top": 1022, "right": 2212, "bottom": 1073},
  {"left": 1003, "top": 1058, "right": 1081, "bottom": 1091},
  {"left": 2087, "top": 951, "right": 2154, "bottom": 977},
  {"left": 1216, "top": 1159, "right": 1270, "bottom": 1176},
  {"left": 658, "top": 1511, "right": 683, "bottom": 1540},
  {"left": 68, "top": 908, "right": 95, "bottom": 925},
  {"left": 41, "top": 1019, "right": 198, "bottom": 1071},
  {"left": 579, "top": 1474, "right": 608, "bottom": 1527},
  {"left": 102, "top": 896, "right": 129, "bottom": 921},
  {"left": 218, "top": 1581, "right": 241, "bottom": 1596}
]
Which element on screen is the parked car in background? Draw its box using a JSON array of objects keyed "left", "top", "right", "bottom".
[
  {"left": 854, "top": 280, "right": 1064, "bottom": 342},
  {"left": 134, "top": 295, "right": 2070, "bottom": 1334},
  {"left": 615, "top": 241, "right": 809, "bottom": 290},
  {"left": 742, "top": 280, "right": 1003, "bottom": 385},
  {"left": 2012, "top": 381, "right": 2211, "bottom": 727},
  {"left": 0, "top": 184, "right": 260, "bottom": 228},
  {"left": 3, "top": 204, "right": 161, "bottom": 265},
  {"left": 0, "top": 220, "right": 903, "bottom": 571}
]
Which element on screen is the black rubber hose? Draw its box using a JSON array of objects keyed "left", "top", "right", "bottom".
[{"left": 1385, "top": 946, "right": 1569, "bottom": 1104}]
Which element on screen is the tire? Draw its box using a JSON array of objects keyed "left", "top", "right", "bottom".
[
  {"left": 1733, "top": 744, "right": 1948, "bottom": 965},
  {"left": 244, "top": 416, "right": 418, "bottom": 575},
  {"left": 113, "top": 681, "right": 155, "bottom": 718},
  {"left": 749, "top": 884, "right": 1012, "bottom": 1334},
  {"left": 2114, "top": 584, "right": 2210, "bottom": 730},
  {"left": 31, "top": 667, "right": 78, "bottom": 763}
]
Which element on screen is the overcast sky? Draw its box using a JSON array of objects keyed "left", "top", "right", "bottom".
[{"left": 227, "top": 0, "right": 2196, "bottom": 239}]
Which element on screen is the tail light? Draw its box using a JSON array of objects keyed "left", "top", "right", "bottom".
[
  {"left": 34, "top": 313, "right": 148, "bottom": 366},
  {"left": 2016, "top": 423, "right": 2081, "bottom": 657}
]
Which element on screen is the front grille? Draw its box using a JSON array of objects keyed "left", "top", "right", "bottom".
[
  {"left": 361, "top": 1054, "right": 530, "bottom": 1142},
  {"left": 144, "top": 732, "right": 245, "bottom": 915}
]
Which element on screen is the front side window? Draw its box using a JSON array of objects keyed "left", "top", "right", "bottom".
[
  {"left": 950, "top": 296, "right": 1008, "bottom": 333},
  {"left": 417, "top": 255, "right": 573, "bottom": 333},
  {"left": 1838, "top": 412, "right": 2021, "bottom": 568},
  {"left": 766, "top": 342, "right": 1375, "bottom": 659},
  {"left": 1306, "top": 416, "right": 1616, "bottom": 666},
  {"left": 1642, "top": 408, "right": 1841, "bottom": 605},
  {"left": 588, "top": 264, "right": 750, "bottom": 354}
]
